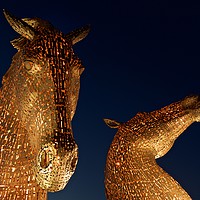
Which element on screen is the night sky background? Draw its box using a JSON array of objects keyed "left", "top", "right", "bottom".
[{"left": 0, "top": 0, "right": 200, "bottom": 199}]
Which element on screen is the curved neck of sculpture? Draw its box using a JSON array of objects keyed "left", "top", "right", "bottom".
[{"left": 105, "top": 143, "right": 192, "bottom": 199}]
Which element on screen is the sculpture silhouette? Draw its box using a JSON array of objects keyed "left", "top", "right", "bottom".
[
  {"left": 0, "top": 10, "right": 89, "bottom": 199},
  {"left": 104, "top": 95, "right": 199, "bottom": 199}
]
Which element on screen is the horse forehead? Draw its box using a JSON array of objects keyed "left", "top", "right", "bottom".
[
  {"left": 36, "top": 32, "right": 68, "bottom": 48},
  {"left": 24, "top": 33, "right": 71, "bottom": 60}
]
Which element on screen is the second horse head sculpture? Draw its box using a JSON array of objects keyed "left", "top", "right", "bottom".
[{"left": 104, "top": 95, "right": 199, "bottom": 199}]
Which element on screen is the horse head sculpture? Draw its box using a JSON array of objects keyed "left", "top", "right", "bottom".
[
  {"left": 104, "top": 95, "right": 200, "bottom": 199},
  {"left": 0, "top": 10, "right": 89, "bottom": 199}
]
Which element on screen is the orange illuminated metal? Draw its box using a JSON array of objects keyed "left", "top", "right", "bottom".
[
  {"left": 104, "top": 95, "right": 200, "bottom": 199},
  {"left": 0, "top": 10, "right": 89, "bottom": 199}
]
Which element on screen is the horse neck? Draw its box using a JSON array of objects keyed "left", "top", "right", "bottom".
[
  {"left": 105, "top": 136, "right": 191, "bottom": 199},
  {"left": 105, "top": 135, "right": 157, "bottom": 172},
  {"left": 0, "top": 183, "right": 47, "bottom": 200},
  {"left": 0, "top": 83, "right": 47, "bottom": 199}
]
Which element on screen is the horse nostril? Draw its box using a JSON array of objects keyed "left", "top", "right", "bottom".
[
  {"left": 40, "top": 149, "right": 50, "bottom": 169},
  {"left": 70, "top": 156, "right": 78, "bottom": 171}
]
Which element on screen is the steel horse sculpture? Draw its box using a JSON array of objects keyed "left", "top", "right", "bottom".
[
  {"left": 0, "top": 10, "right": 89, "bottom": 199},
  {"left": 104, "top": 95, "right": 200, "bottom": 199}
]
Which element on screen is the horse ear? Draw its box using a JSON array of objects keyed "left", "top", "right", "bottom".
[
  {"left": 65, "top": 25, "right": 90, "bottom": 45},
  {"left": 3, "top": 9, "right": 35, "bottom": 40},
  {"left": 104, "top": 119, "right": 121, "bottom": 129}
]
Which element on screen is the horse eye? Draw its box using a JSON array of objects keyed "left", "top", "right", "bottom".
[{"left": 24, "top": 60, "right": 33, "bottom": 70}]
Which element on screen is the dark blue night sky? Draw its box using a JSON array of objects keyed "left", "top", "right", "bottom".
[{"left": 0, "top": 0, "right": 200, "bottom": 199}]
